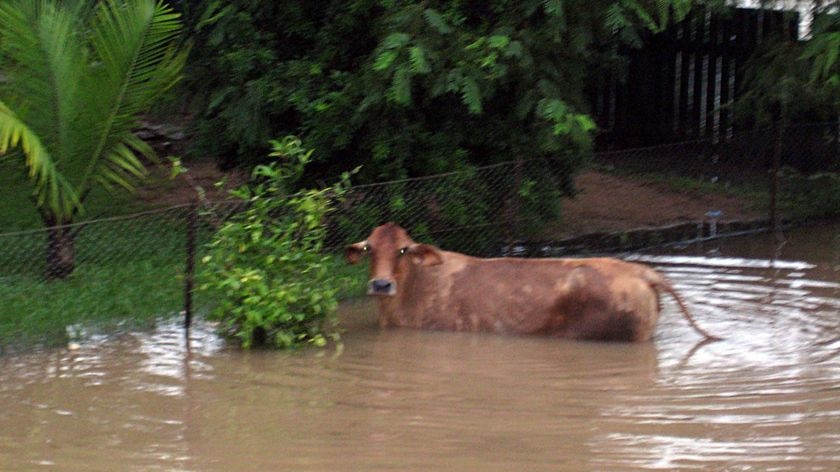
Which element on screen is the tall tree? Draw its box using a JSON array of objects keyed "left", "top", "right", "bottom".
[{"left": 0, "top": 0, "right": 187, "bottom": 278}]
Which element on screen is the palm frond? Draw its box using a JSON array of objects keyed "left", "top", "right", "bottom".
[
  {"left": 0, "top": 0, "right": 185, "bottom": 221},
  {"left": 0, "top": 100, "right": 78, "bottom": 216},
  {"left": 0, "top": 0, "right": 86, "bottom": 167},
  {"left": 77, "top": 0, "right": 186, "bottom": 198}
]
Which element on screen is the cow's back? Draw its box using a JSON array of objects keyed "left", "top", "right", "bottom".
[{"left": 389, "top": 254, "right": 661, "bottom": 341}]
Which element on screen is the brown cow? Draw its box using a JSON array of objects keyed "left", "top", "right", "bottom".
[{"left": 345, "top": 223, "right": 719, "bottom": 342}]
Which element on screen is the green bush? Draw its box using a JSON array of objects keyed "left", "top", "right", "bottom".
[
  {"left": 200, "top": 137, "right": 353, "bottom": 349},
  {"left": 780, "top": 168, "right": 840, "bottom": 221}
]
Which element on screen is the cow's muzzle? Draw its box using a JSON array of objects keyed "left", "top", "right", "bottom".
[{"left": 368, "top": 278, "right": 396, "bottom": 296}]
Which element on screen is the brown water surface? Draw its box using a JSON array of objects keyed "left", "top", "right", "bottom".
[{"left": 1, "top": 224, "right": 838, "bottom": 471}]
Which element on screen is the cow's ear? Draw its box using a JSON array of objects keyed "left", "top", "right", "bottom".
[
  {"left": 345, "top": 242, "right": 368, "bottom": 264},
  {"left": 408, "top": 244, "right": 443, "bottom": 266}
]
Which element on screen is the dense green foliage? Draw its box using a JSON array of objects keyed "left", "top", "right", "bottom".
[
  {"left": 201, "top": 137, "right": 353, "bottom": 349},
  {"left": 179, "top": 0, "right": 703, "bottom": 245},
  {"left": 184, "top": 0, "right": 695, "bottom": 181}
]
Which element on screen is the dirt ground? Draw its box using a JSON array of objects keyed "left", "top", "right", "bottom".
[
  {"left": 138, "top": 162, "right": 763, "bottom": 237},
  {"left": 555, "top": 171, "right": 763, "bottom": 237},
  {"left": 135, "top": 160, "right": 247, "bottom": 206}
]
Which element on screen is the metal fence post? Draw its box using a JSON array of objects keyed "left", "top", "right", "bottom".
[
  {"left": 184, "top": 202, "right": 197, "bottom": 330},
  {"left": 769, "top": 119, "right": 783, "bottom": 235}
]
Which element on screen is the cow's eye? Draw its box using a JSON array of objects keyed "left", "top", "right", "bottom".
[
  {"left": 399, "top": 247, "right": 408, "bottom": 255},
  {"left": 363, "top": 245, "right": 369, "bottom": 252}
]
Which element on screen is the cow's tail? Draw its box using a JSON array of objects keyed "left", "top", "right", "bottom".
[{"left": 646, "top": 272, "right": 722, "bottom": 341}]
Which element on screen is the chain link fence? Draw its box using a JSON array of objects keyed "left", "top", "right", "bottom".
[{"left": 1, "top": 122, "right": 837, "bottom": 346}]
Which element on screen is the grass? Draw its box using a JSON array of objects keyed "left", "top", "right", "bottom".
[
  {"left": 638, "top": 173, "right": 766, "bottom": 199},
  {"left": 595, "top": 164, "right": 840, "bottom": 227},
  {"left": 593, "top": 162, "right": 771, "bottom": 212}
]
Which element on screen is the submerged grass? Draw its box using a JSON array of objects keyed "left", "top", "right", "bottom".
[
  {"left": 0, "top": 218, "right": 368, "bottom": 351},
  {"left": 0, "top": 215, "right": 185, "bottom": 349},
  {"left": 0, "top": 261, "right": 183, "bottom": 348}
]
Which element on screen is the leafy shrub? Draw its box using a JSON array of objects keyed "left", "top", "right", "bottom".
[{"left": 201, "top": 137, "right": 353, "bottom": 349}]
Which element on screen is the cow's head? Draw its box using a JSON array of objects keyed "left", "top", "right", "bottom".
[{"left": 345, "top": 222, "right": 443, "bottom": 296}]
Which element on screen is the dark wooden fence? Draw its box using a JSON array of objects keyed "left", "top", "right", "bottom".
[{"left": 592, "top": 7, "right": 800, "bottom": 149}]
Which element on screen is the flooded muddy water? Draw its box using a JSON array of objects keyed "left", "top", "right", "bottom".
[{"left": 1, "top": 224, "right": 838, "bottom": 471}]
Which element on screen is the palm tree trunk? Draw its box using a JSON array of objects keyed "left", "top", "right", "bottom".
[{"left": 43, "top": 214, "right": 75, "bottom": 280}]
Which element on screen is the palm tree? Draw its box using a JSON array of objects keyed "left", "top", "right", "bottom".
[{"left": 0, "top": 0, "right": 186, "bottom": 278}]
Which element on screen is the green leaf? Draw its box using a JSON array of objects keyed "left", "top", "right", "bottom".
[
  {"left": 423, "top": 8, "right": 451, "bottom": 34},
  {"left": 382, "top": 32, "right": 410, "bottom": 50},
  {"left": 623, "top": 1, "right": 658, "bottom": 32},
  {"left": 465, "top": 37, "right": 485, "bottom": 51},
  {"left": 460, "top": 76, "right": 482, "bottom": 114},
  {"left": 574, "top": 114, "right": 596, "bottom": 132},
  {"left": 488, "top": 35, "right": 510, "bottom": 49},
  {"left": 656, "top": 0, "right": 670, "bottom": 30},
  {"left": 605, "top": 4, "right": 628, "bottom": 32},
  {"left": 408, "top": 46, "right": 430, "bottom": 74},
  {"left": 389, "top": 67, "right": 412, "bottom": 105},
  {"left": 373, "top": 50, "right": 398, "bottom": 71}
]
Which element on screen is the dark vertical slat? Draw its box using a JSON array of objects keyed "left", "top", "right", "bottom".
[
  {"left": 719, "top": 13, "right": 732, "bottom": 143},
  {"left": 705, "top": 12, "right": 718, "bottom": 143},
  {"left": 659, "top": 28, "right": 676, "bottom": 142},
  {"left": 691, "top": 12, "right": 705, "bottom": 138},
  {"left": 757, "top": 7, "right": 765, "bottom": 43},
  {"left": 592, "top": 5, "right": 799, "bottom": 151},
  {"left": 673, "top": 49, "right": 683, "bottom": 135},
  {"left": 619, "top": 60, "right": 631, "bottom": 145},
  {"left": 595, "top": 77, "right": 605, "bottom": 124},
  {"left": 678, "top": 18, "right": 691, "bottom": 138},
  {"left": 672, "top": 18, "right": 684, "bottom": 137},
  {"left": 609, "top": 73, "right": 617, "bottom": 133},
  {"left": 733, "top": 8, "right": 750, "bottom": 128},
  {"left": 686, "top": 11, "right": 696, "bottom": 137}
]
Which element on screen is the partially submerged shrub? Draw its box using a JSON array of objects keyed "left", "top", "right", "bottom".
[{"left": 201, "top": 137, "right": 353, "bottom": 349}]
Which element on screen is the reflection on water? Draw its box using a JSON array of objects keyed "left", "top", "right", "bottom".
[{"left": 1, "top": 224, "right": 838, "bottom": 471}]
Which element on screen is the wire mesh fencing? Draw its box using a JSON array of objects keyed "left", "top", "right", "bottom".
[
  {"left": 0, "top": 122, "right": 837, "bottom": 343},
  {"left": 324, "top": 158, "right": 570, "bottom": 256}
]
